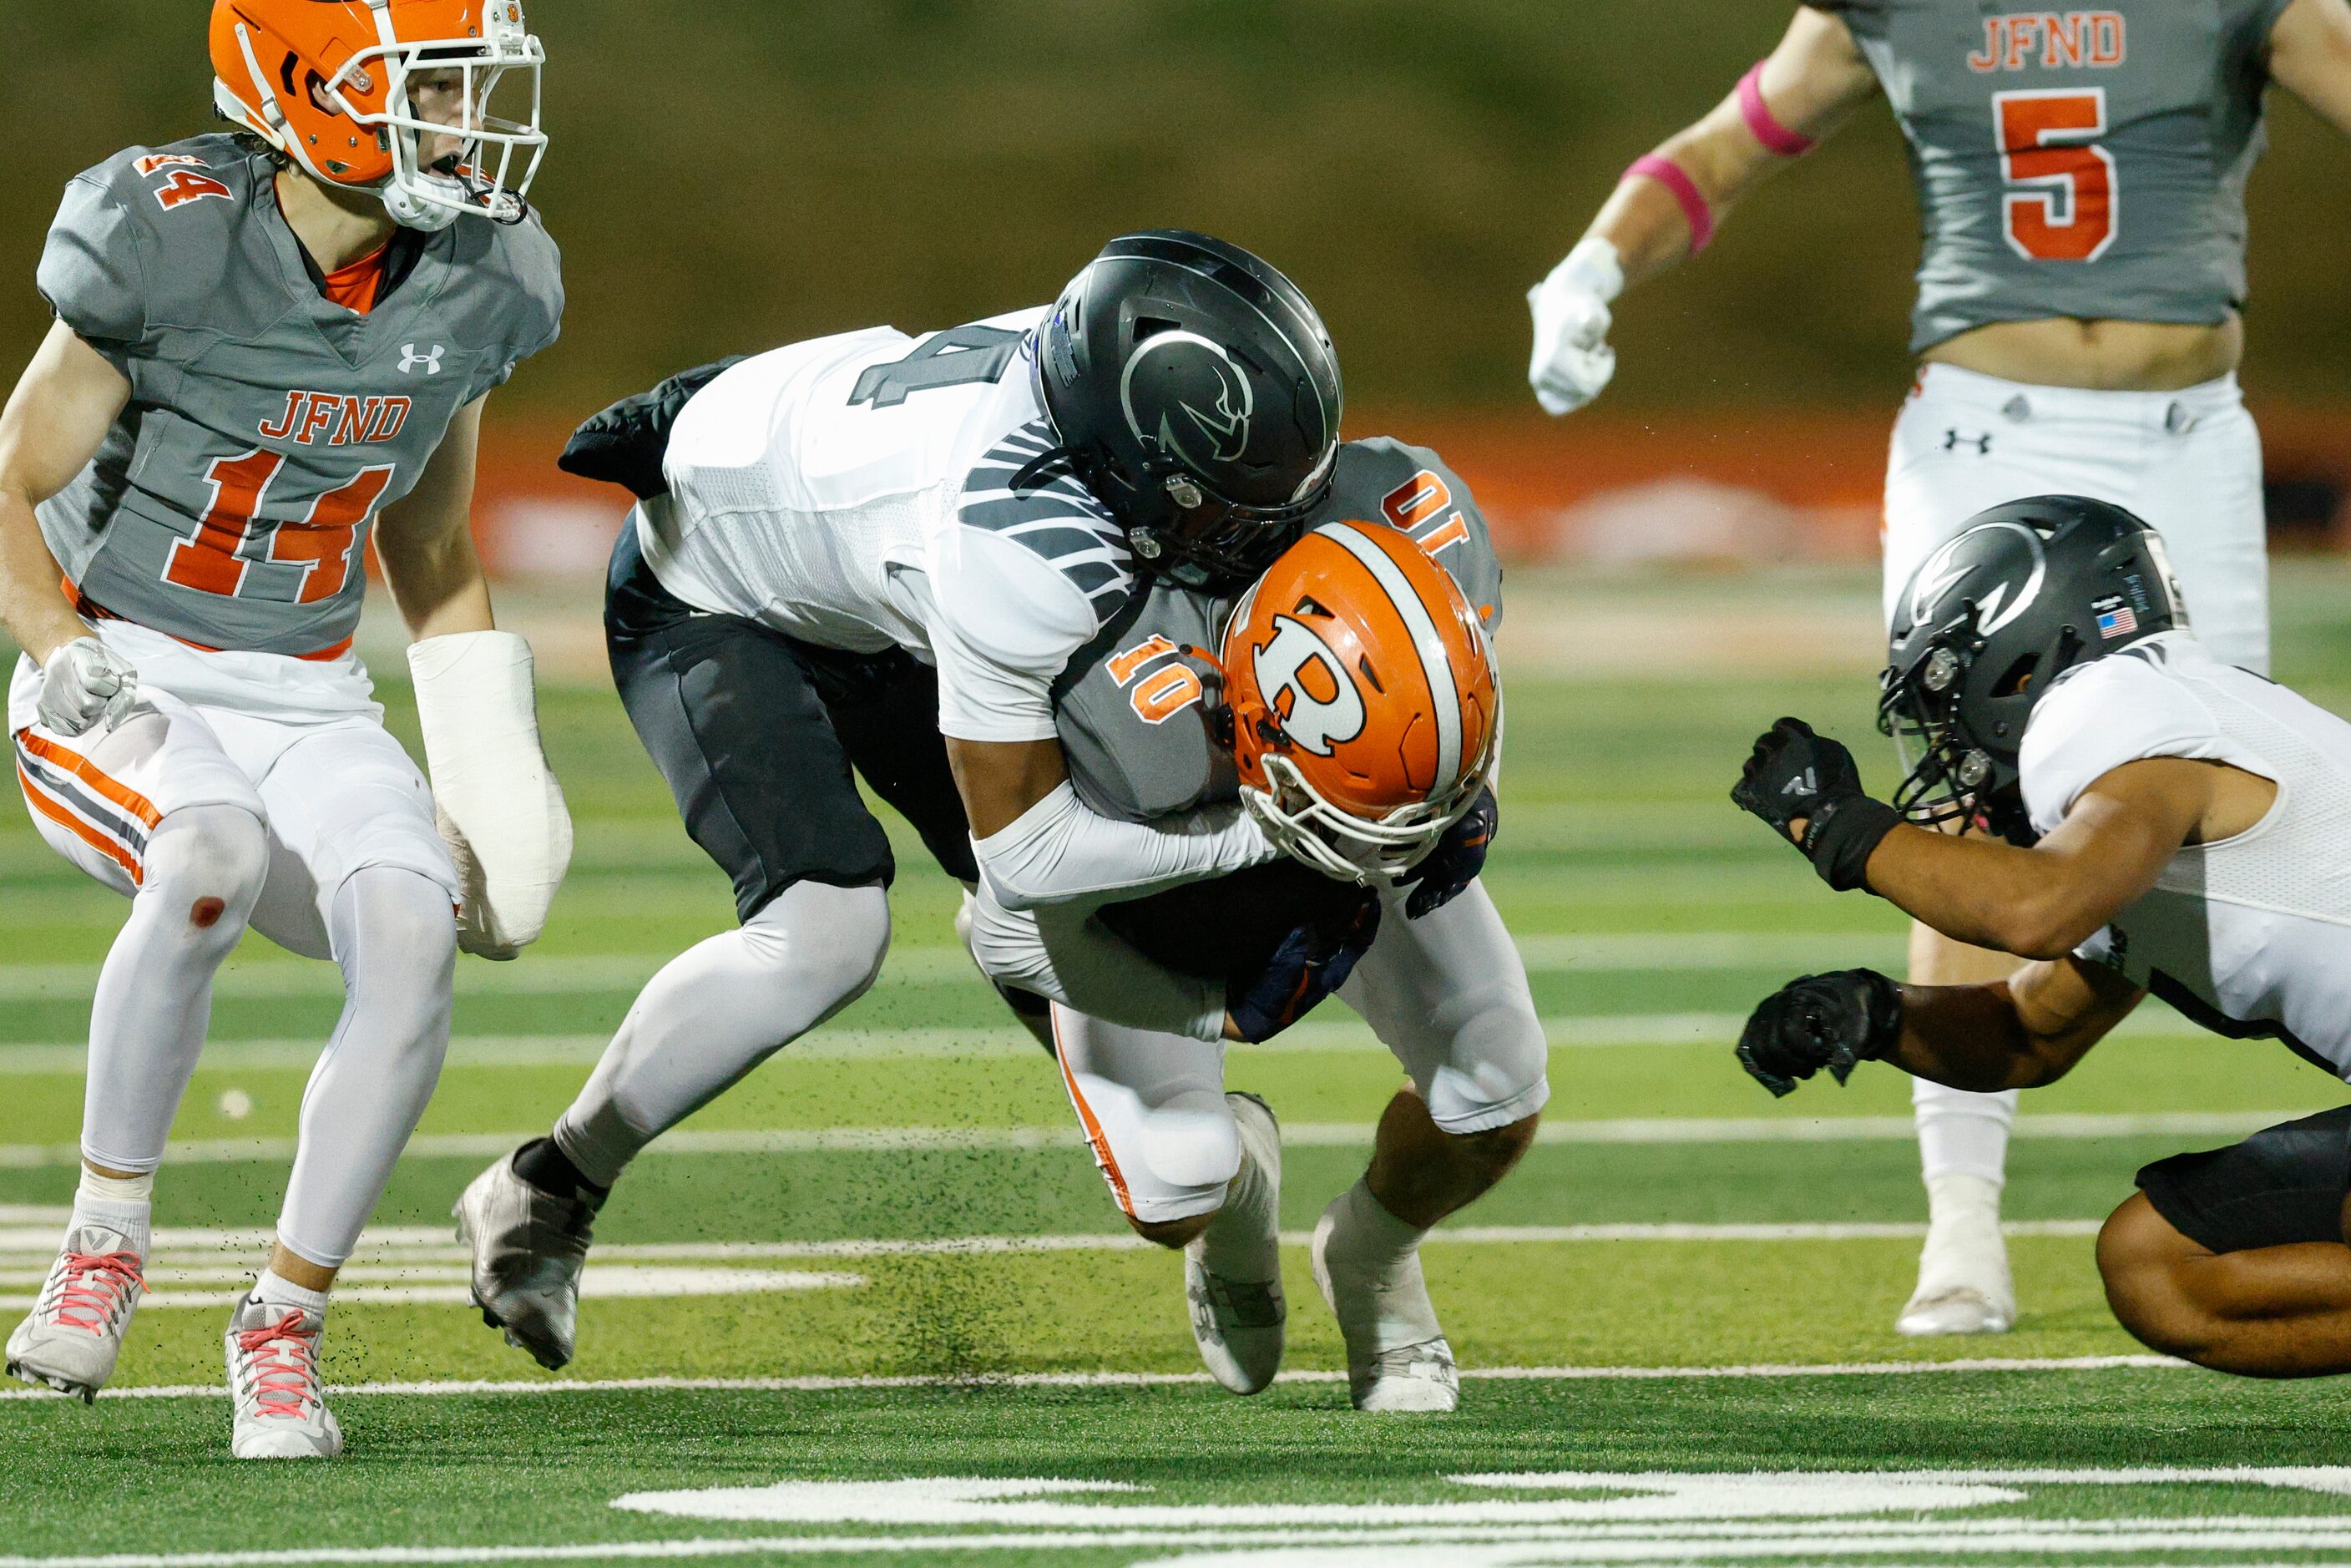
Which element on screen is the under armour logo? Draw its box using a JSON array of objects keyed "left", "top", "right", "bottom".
[
  {"left": 1782, "top": 769, "right": 1817, "bottom": 796},
  {"left": 1943, "top": 428, "right": 1992, "bottom": 456},
  {"left": 399, "top": 343, "right": 445, "bottom": 376}
]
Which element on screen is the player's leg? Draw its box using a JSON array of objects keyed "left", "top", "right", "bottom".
[
  {"left": 1879, "top": 371, "right": 2098, "bottom": 1336},
  {"left": 4, "top": 685, "right": 267, "bottom": 1400},
  {"left": 457, "top": 529, "right": 893, "bottom": 1368},
  {"left": 1049, "top": 1004, "right": 1284, "bottom": 1393},
  {"left": 2096, "top": 1109, "right": 2351, "bottom": 1376},
  {"left": 1325, "top": 878, "right": 1547, "bottom": 1413},
  {"left": 208, "top": 714, "right": 462, "bottom": 1459},
  {"left": 2126, "top": 380, "right": 2269, "bottom": 673}
]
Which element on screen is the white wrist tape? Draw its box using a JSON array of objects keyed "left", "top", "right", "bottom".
[
  {"left": 408, "top": 630, "right": 574, "bottom": 959},
  {"left": 973, "top": 780, "right": 1279, "bottom": 913}
]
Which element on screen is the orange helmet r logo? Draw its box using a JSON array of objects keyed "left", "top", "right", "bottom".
[{"left": 1248, "top": 616, "right": 1365, "bottom": 757}]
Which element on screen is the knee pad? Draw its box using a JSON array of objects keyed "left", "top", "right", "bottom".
[
  {"left": 144, "top": 804, "right": 269, "bottom": 918},
  {"left": 1131, "top": 1089, "right": 1242, "bottom": 1193},
  {"left": 1423, "top": 987, "right": 1550, "bottom": 1134}
]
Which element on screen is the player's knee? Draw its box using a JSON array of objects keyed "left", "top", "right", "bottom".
[
  {"left": 146, "top": 804, "right": 268, "bottom": 930},
  {"left": 742, "top": 882, "right": 891, "bottom": 1007},
  {"left": 1130, "top": 1210, "right": 1216, "bottom": 1249},
  {"left": 1134, "top": 1090, "right": 1242, "bottom": 1192},
  {"left": 2096, "top": 1193, "right": 2218, "bottom": 1360},
  {"left": 1441, "top": 1108, "right": 1541, "bottom": 1186}
]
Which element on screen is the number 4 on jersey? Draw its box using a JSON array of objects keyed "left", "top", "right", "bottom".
[
  {"left": 847, "top": 325, "right": 1024, "bottom": 409},
  {"left": 1995, "top": 88, "right": 2117, "bottom": 263},
  {"left": 164, "top": 451, "right": 393, "bottom": 604}
]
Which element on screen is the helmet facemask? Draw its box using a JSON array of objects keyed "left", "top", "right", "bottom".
[
  {"left": 217, "top": 0, "right": 545, "bottom": 231},
  {"left": 1878, "top": 634, "right": 2035, "bottom": 847}
]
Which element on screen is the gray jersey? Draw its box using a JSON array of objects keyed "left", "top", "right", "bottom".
[
  {"left": 1818, "top": 1, "right": 2289, "bottom": 351},
  {"left": 35, "top": 134, "right": 563, "bottom": 657},
  {"left": 1055, "top": 438, "right": 1503, "bottom": 822}
]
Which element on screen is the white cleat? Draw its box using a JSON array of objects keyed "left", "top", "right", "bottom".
[
  {"left": 1898, "top": 1172, "right": 2016, "bottom": 1337},
  {"left": 1185, "top": 1093, "right": 1285, "bottom": 1395},
  {"left": 225, "top": 1295, "right": 341, "bottom": 1459},
  {"left": 5, "top": 1223, "right": 145, "bottom": 1402},
  {"left": 455, "top": 1149, "right": 599, "bottom": 1371},
  {"left": 1311, "top": 1188, "right": 1459, "bottom": 1414}
]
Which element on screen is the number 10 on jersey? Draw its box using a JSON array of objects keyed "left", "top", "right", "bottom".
[{"left": 1995, "top": 88, "right": 2117, "bottom": 263}]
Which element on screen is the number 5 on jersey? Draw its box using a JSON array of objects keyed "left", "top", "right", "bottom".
[
  {"left": 1995, "top": 88, "right": 2116, "bottom": 263},
  {"left": 164, "top": 451, "right": 394, "bottom": 604}
]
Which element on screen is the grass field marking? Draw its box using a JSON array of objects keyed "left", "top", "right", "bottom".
[
  {"left": 0, "top": 1265, "right": 863, "bottom": 1312},
  {"left": 0, "top": 1355, "right": 2191, "bottom": 1404},
  {"left": 0, "top": 1110, "right": 2303, "bottom": 1170}
]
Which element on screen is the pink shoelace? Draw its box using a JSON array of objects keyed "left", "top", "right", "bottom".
[
  {"left": 233, "top": 1311, "right": 319, "bottom": 1420},
  {"left": 47, "top": 1252, "right": 144, "bottom": 1336}
]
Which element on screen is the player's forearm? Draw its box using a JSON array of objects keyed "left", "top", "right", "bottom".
[
  {"left": 1890, "top": 975, "right": 2109, "bottom": 1091},
  {"left": 378, "top": 520, "right": 496, "bottom": 640},
  {"left": 1862, "top": 826, "right": 2117, "bottom": 960},
  {"left": 0, "top": 488, "right": 93, "bottom": 666},
  {"left": 1590, "top": 105, "right": 1777, "bottom": 286},
  {"left": 971, "top": 781, "right": 1280, "bottom": 913}
]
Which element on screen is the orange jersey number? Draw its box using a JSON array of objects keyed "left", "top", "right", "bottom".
[
  {"left": 1107, "top": 635, "right": 1206, "bottom": 725},
  {"left": 164, "top": 452, "right": 392, "bottom": 604},
  {"left": 1995, "top": 88, "right": 2116, "bottom": 263}
]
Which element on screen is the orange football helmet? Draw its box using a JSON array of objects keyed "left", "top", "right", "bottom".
[
  {"left": 1220, "top": 518, "right": 1501, "bottom": 884},
  {"left": 210, "top": 0, "right": 545, "bottom": 230}
]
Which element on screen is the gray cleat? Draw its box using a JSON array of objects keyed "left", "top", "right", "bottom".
[
  {"left": 6, "top": 1222, "right": 145, "bottom": 1403},
  {"left": 454, "top": 1150, "right": 599, "bottom": 1370}
]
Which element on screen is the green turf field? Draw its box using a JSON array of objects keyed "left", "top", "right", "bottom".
[{"left": 4, "top": 564, "right": 2351, "bottom": 1565}]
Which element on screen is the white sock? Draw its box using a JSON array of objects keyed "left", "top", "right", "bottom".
[
  {"left": 250, "top": 1267, "right": 330, "bottom": 1319},
  {"left": 1200, "top": 1101, "right": 1280, "bottom": 1282},
  {"left": 1322, "top": 1179, "right": 1441, "bottom": 1348},
  {"left": 1913, "top": 1080, "right": 2018, "bottom": 1184},
  {"left": 73, "top": 1167, "right": 154, "bottom": 1257}
]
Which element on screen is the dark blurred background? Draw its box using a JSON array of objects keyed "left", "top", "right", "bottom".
[{"left": 6, "top": 1, "right": 2348, "bottom": 559}]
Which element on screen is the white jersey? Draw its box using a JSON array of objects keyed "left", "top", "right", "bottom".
[
  {"left": 634, "top": 308, "right": 1139, "bottom": 746},
  {"left": 2020, "top": 632, "right": 2351, "bottom": 1078}
]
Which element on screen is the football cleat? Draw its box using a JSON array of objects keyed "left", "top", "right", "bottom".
[
  {"left": 5, "top": 1222, "right": 146, "bottom": 1402},
  {"left": 1898, "top": 1173, "right": 2016, "bottom": 1337},
  {"left": 455, "top": 1147, "right": 599, "bottom": 1370},
  {"left": 225, "top": 1295, "right": 341, "bottom": 1459},
  {"left": 1311, "top": 1190, "right": 1459, "bottom": 1414},
  {"left": 1184, "top": 1092, "right": 1286, "bottom": 1394}
]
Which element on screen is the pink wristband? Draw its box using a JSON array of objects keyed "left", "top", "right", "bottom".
[
  {"left": 1738, "top": 61, "right": 1817, "bottom": 156},
  {"left": 1623, "top": 154, "right": 1715, "bottom": 255}
]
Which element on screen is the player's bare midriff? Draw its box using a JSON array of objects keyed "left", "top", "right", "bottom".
[{"left": 1924, "top": 313, "right": 2244, "bottom": 392}]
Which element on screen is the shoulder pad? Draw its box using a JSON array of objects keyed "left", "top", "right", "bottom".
[
  {"left": 440, "top": 206, "right": 565, "bottom": 393},
  {"left": 41, "top": 135, "right": 261, "bottom": 349},
  {"left": 1319, "top": 437, "right": 1504, "bottom": 634},
  {"left": 958, "top": 419, "right": 1138, "bottom": 630}
]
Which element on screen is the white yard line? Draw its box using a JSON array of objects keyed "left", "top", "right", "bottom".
[
  {"left": 0, "top": 1220, "right": 2106, "bottom": 1269},
  {"left": 0, "top": 1110, "right": 2299, "bottom": 1170},
  {"left": 0, "top": 933, "right": 1960, "bottom": 1007},
  {"left": 0, "top": 1354, "right": 2190, "bottom": 1406}
]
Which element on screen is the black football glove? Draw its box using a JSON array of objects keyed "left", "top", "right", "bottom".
[
  {"left": 1736, "top": 968, "right": 1903, "bottom": 1098},
  {"left": 1731, "top": 717, "right": 1903, "bottom": 893},
  {"left": 558, "top": 357, "right": 747, "bottom": 499},
  {"left": 1398, "top": 787, "right": 1497, "bottom": 919},
  {"left": 1226, "top": 890, "right": 1383, "bottom": 1043}
]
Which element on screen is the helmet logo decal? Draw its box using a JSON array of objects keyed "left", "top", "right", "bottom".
[
  {"left": 1251, "top": 615, "right": 1365, "bottom": 757},
  {"left": 1908, "top": 519, "right": 2046, "bottom": 635},
  {"left": 1119, "top": 331, "right": 1253, "bottom": 471}
]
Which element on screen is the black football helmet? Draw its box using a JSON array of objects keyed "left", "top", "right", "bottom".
[
  {"left": 1880, "top": 495, "right": 2187, "bottom": 845},
  {"left": 1037, "top": 230, "right": 1342, "bottom": 589}
]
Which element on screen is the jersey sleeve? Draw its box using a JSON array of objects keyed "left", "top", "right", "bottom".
[
  {"left": 929, "top": 524, "right": 1109, "bottom": 743},
  {"left": 37, "top": 174, "right": 149, "bottom": 362},
  {"left": 465, "top": 212, "right": 565, "bottom": 402},
  {"left": 2224, "top": 0, "right": 2298, "bottom": 56},
  {"left": 2018, "top": 646, "right": 2247, "bottom": 838}
]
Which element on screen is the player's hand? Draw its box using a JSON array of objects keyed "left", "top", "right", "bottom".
[
  {"left": 36, "top": 636, "right": 138, "bottom": 737},
  {"left": 1732, "top": 717, "right": 1902, "bottom": 893},
  {"left": 1527, "top": 237, "right": 1624, "bottom": 415},
  {"left": 1737, "top": 969, "right": 1902, "bottom": 1097},
  {"left": 1398, "top": 787, "right": 1497, "bottom": 919},
  {"left": 1225, "top": 889, "right": 1382, "bottom": 1043}
]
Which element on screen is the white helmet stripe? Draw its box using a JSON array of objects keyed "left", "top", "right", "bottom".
[{"left": 1313, "top": 522, "right": 1463, "bottom": 790}]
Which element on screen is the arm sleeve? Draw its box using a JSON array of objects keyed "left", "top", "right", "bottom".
[
  {"left": 929, "top": 525, "right": 1100, "bottom": 743},
  {"left": 961, "top": 885, "right": 1227, "bottom": 1042},
  {"left": 37, "top": 177, "right": 147, "bottom": 363},
  {"left": 973, "top": 779, "right": 1280, "bottom": 913},
  {"left": 2018, "top": 654, "right": 2247, "bottom": 838}
]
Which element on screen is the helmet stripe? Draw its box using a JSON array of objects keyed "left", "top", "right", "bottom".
[{"left": 1313, "top": 523, "right": 1464, "bottom": 790}]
